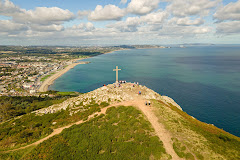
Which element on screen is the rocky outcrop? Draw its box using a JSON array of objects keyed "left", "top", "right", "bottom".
[
  {"left": 33, "top": 83, "right": 182, "bottom": 115},
  {"left": 160, "top": 96, "right": 183, "bottom": 111}
]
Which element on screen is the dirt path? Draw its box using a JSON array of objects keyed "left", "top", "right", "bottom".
[
  {"left": 3, "top": 101, "right": 134, "bottom": 153},
  {"left": 4, "top": 99, "right": 180, "bottom": 159},
  {"left": 108, "top": 98, "right": 181, "bottom": 160},
  {"left": 131, "top": 99, "right": 181, "bottom": 160},
  {"left": 3, "top": 105, "right": 113, "bottom": 153}
]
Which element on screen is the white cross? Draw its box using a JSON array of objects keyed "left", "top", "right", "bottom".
[{"left": 113, "top": 66, "right": 121, "bottom": 83}]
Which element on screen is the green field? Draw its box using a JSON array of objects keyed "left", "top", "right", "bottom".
[{"left": 40, "top": 72, "right": 55, "bottom": 82}]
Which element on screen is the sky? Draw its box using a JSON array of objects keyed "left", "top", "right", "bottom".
[{"left": 0, "top": 0, "right": 240, "bottom": 46}]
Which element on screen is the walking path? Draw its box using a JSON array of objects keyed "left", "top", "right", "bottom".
[
  {"left": 3, "top": 98, "right": 180, "bottom": 159},
  {"left": 131, "top": 99, "right": 181, "bottom": 160}
]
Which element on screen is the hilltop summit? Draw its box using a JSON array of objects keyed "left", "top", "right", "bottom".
[
  {"left": 35, "top": 83, "right": 182, "bottom": 115},
  {"left": 1, "top": 83, "right": 240, "bottom": 160}
]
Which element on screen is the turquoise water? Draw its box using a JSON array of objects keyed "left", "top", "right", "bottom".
[{"left": 50, "top": 46, "right": 240, "bottom": 137}]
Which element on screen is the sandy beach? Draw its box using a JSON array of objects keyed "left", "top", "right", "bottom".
[
  {"left": 38, "top": 61, "right": 86, "bottom": 92},
  {"left": 38, "top": 49, "right": 128, "bottom": 92},
  {"left": 104, "top": 49, "right": 130, "bottom": 54}
]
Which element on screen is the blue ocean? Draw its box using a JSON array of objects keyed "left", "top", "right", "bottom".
[{"left": 50, "top": 46, "right": 240, "bottom": 137}]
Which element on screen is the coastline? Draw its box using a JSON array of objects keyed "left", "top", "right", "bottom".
[
  {"left": 38, "top": 60, "right": 85, "bottom": 92},
  {"left": 104, "top": 48, "right": 131, "bottom": 54},
  {"left": 38, "top": 48, "right": 130, "bottom": 92}
]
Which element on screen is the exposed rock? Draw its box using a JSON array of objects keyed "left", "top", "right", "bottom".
[
  {"left": 160, "top": 96, "right": 183, "bottom": 111},
  {"left": 33, "top": 83, "right": 182, "bottom": 115}
]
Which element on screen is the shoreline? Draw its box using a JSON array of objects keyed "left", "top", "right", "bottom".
[
  {"left": 38, "top": 48, "right": 130, "bottom": 92},
  {"left": 38, "top": 60, "right": 86, "bottom": 92},
  {"left": 104, "top": 48, "right": 131, "bottom": 54}
]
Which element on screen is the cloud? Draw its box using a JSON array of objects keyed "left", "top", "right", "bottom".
[
  {"left": 120, "top": 0, "right": 128, "bottom": 4},
  {"left": 0, "top": 0, "right": 21, "bottom": 16},
  {"left": 166, "top": 0, "right": 220, "bottom": 17},
  {"left": 88, "top": 5, "right": 125, "bottom": 21},
  {"left": 72, "top": 22, "right": 95, "bottom": 31},
  {"left": 159, "top": 25, "right": 212, "bottom": 36},
  {"left": 14, "top": 7, "right": 75, "bottom": 25},
  {"left": 0, "top": 0, "right": 76, "bottom": 35},
  {"left": 30, "top": 24, "right": 64, "bottom": 32},
  {"left": 0, "top": 0, "right": 239, "bottom": 45},
  {"left": 106, "top": 10, "right": 167, "bottom": 32},
  {"left": 0, "top": 20, "right": 27, "bottom": 32},
  {"left": 78, "top": 10, "right": 90, "bottom": 19},
  {"left": 214, "top": 0, "right": 240, "bottom": 21},
  {"left": 127, "top": 0, "right": 160, "bottom": 15},
  {"left": 216, "top": 21, "right": 240, "bottom": 34},
  {"left": 0, "top": 0, "right": 74, "bottom": 25},
  {"left": 170, "top": 17, "right": 204, "bottom": 26},
  {"left": 107, "top": 17, "right": 141, "bottom": 32},
  {"left": 192, "top": 27, "right": 211, "bottom": 34},
  {"left": 141, "top": 10, "right": 168, "bottom": 24}
]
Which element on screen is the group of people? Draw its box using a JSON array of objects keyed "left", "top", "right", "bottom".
[
  {"left": 145, "top": 101, "right": 151, "bottom": 106},
  {"left": 133, "top": 82, "right": 139, "bottom": 87},
  {"left": 112, "top": 80, "right": 127, "bottom": 88},
  {"left": 113, "top": 83, "right": 122, "bottom": 88},
  {"left": 119, "top": 80, "right": 127, "bottom": 84},
  {"left": 106, "top": 81, "right": 140, "bottom": 89}
]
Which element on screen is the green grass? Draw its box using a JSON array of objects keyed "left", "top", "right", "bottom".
[
  {"left": 172, "top": 138, "right": 194, "bottom": 160},
  {"left": 0, "top": 96, "right": 68, "bottom": 122},
  {"left": 57, "top": 92, "right": 78, "bottom": 96},
  {"left": 153, "top": 100, "right": 240, "bottom": 159},
  {"left": 0, "top": 145, "right": 35, "bottom": 160},
  {"left": 40, "top": 72, "right": 55, "bottom": 82},
  {"left": 0, "top": 102, "right": 108, "bottom": 150},
  {"left": 22, "top": 106, "right": 170, "bottom": 160}
]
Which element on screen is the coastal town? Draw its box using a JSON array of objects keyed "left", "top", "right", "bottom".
[
  {"left": 0, "top": 55, "right": 72, "bottom": 96},
  {"left": 0, "top": 45, "right": 170, "bottom": 96},
  {"left": 0, "top": 45, "right": 105, "bottom": 96}
]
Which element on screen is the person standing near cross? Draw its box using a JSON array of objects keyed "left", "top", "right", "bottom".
[{"left": 113, "top": 66, "right": 121, "bottom": 83}]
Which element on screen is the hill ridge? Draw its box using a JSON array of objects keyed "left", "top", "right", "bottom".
[{"left": 1, "top": 83, "right": 239, "bottom": 159}]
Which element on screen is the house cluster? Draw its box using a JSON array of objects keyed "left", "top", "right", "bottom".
[{"left": 0, "top": 56, "right": 68, "bottom": 96}]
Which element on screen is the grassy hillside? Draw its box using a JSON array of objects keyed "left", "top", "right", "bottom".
[
  {"left": 0, "top": 95, "right": 72, "bottom": 122},
  {"left": 1, "top": 106, "right": 170, "bottom": 160},
  {"left": 0, "top": 100, "right": 108, "bottom": 150},
  {"left": 0, "top": 83, "right": 239, "bottom": 160},
  {"left": 153, "top": 100, "right": 240, "bottom": 159}
]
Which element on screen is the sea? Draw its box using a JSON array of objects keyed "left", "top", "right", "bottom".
[{"left": 50, "top": 46, "right": 240, "bottom": 137}]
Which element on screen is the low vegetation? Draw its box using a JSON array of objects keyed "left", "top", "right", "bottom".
[
  {"left": 0, "top": 83, "right": 239, "bottom": 160},
  {"left": 153, "top": 100, "right": 240, "bottom": 159},
  {"left": 172, "top": 138, "right": 194, "bottom": 160},
  {"left": 0, "top": 99, "right": 108, "bottom": 150},
  {"left": 21, "top": 106, "right": 169, "bottom": 160},
  {"left": 0, "top": 95, "right": 74, "bottom": 122}
]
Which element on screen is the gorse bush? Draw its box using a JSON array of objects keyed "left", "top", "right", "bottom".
[
  {"left": 0, "top": 95, "right": 75, "bottom": 122},
  {"left": 0, "top": 102, "right": 108, "bottom": 150}
]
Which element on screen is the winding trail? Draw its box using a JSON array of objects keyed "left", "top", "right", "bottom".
[
  {"left": 112, "top": 98, "right": 181, "bottom": 160},
  {"left": 3, "top": 105, "right": 113, "bottom": 153},
  {"left": 3, "top": 99, "right": 180, "bottom": 159}
]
